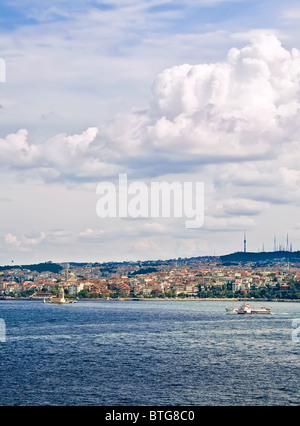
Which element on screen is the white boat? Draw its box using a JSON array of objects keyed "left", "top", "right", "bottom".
[{"left": 237, "top": 301, "right": 272, "bottom": 315}]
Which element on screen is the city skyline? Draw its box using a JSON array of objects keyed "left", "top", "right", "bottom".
[
  {"left": 1, "top": 0, "right": 300, "bottom": 264},
  {"left": 2, "top": 248, "right": 300, "bottom": 301}
]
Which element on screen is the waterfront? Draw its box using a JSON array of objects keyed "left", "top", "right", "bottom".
[{"left": 0, "top": 300, "right": 299, "bottom": 406}]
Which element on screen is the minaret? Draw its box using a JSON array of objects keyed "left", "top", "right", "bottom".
[{"left": 244, "top": 231, "right": 247, "bottom": 253}]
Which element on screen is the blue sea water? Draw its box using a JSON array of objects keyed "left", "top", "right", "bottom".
[{"left": 0, "top": 300, "right": 299, "bottom": 406}]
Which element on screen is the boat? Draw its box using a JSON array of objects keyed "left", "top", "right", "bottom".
[{"left": 237, "top": 301, "right": 272, "bottom": 315}]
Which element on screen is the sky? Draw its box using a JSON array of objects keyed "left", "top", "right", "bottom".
[{"left": 1, "top": 0, "right": 300, "bottom": 265}]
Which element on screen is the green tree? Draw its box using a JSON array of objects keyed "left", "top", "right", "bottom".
[{"left": 78, "top": 289, "right": 89, "bottom": 298}]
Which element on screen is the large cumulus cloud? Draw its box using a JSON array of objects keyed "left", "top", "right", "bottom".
[
  {"left": 95, "top": 33, "right": 300, "bottom": 181},
  {"left": 146, "top": 33, "right": 300, "bottom": 162}
]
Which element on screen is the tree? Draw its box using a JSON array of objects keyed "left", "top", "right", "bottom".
[
  {"left": 78, "top": 289, "right": 89, "bottom": 298},
  {"left": 165, "top": 290, "right": 176, "bottom": 298}
]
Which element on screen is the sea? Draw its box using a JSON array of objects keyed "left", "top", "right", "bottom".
[{"left": 0, "top": 299, "right": 299, "bottom": 406}]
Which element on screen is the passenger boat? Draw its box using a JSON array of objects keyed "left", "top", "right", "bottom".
[{"left": 237, "top": 301, "right": 272, "bottom": 315}]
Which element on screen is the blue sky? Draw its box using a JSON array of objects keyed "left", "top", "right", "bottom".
[
  {"left": 0, "top": 1, "right": 282, "bottom": 28},
  {"left": 1, "top": 0, "right": 300, "bottom": 264},
  {"left": 0, "top": 0, "right": 291, "bottom": 34}
]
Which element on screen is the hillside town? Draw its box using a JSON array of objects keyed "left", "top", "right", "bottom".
[{"left": 1, "top": 256, "right": 300, "bottom": 300}]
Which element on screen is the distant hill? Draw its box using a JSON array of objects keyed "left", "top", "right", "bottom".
[
  {"left": 0, "top": 262, "right": 63, "bottom": 274},
  {"left": 1, "top": 251, "right": 299, "bottom": 274},
  {"left": 220, "top": 251, "right": 300, "bottom": 263}
]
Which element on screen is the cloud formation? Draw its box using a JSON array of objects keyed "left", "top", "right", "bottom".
[
  {"left": 1, "top": 32, "right": 300, "bottom": 260},
  {"left": 0, "top": 127, "right": 120, "bottom": 182},
  {"left": 98, "top": 33, "right": 300, "bottom": 215},
  {"left": 4, "top": 232, "right": 46, "bottom": 252},
  {"left": 147, "top": 33, "right": 299, "bottom": 160},
  {"left": 2, "top": 34, "right": 300, "bottom": 178},
  {"left": 1, "top": 34, "right": 300, "bottom": 195}
]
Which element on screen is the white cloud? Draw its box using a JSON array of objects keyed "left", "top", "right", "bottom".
[
  {"left": 146, "top": 33, "right": 297, "bottom": 157},
  {"left": 93, "top": 33, "right": 300, "bottom": 201},
  {"left": 0, "top": 127, "right": 121, "bottom": 182},
  {"left": 79, "top": 228, "right": 105, "bottom": 239},
  {"left": 4, "top": 232, "right": 46, "bottom": 252}
]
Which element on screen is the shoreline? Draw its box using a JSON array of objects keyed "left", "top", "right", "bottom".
[{"left": 1, "top": 297, "right": 299, "bottom": 303}]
